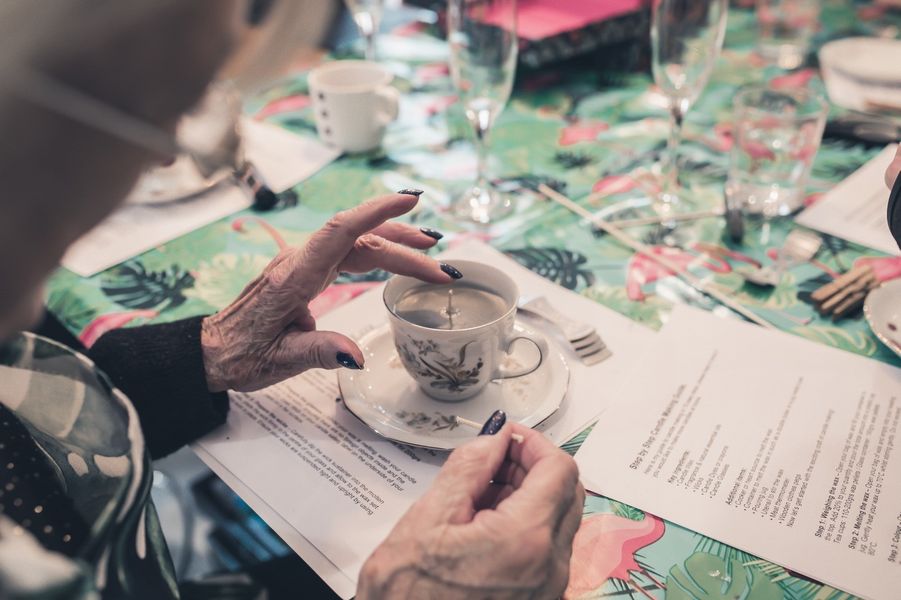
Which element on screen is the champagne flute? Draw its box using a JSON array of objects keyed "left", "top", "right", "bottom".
[
  {"left": 345, "top": 0, "right": 383, "bottom": 61},
  {"left": 651, "top": 0, "right": 728, "bottom": 212},
  {"left": 448, "top": 0, "right": 518, "bottom": 224}
]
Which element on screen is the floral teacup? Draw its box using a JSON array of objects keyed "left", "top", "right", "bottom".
[{"left": 383, "top": 261, "right": 548, "bottom": 402}]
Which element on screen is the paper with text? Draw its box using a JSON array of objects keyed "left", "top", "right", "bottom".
[
  {"left": 62, "top": 119, "right": 338, "bottom": 277},
  {"left": 797, "top": 144, "right": 900, "bottom": 257},
  {"left": 576, "top": 307, "right": 901, "bottom": 600},
  {"left": 193, "top": 241, "right": 654, "bottom": 597}
]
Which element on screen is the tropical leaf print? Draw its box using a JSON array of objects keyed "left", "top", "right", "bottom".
[
  {"left": 666, "top": 552, "right": 782, "bottom": 600},
  {"left": 796, "top": 272, "right": 834, "bottom": 308},
  {"left": 554, "top": 150, "right": 595, "bottom": 169},
  {"left": 792, "top": 325, "right": 879, "bottom": 356},
  {"left": 46, "top": 288, "right": 97, "bottom": 336},
  {"left": 714, "top": 272, "right": 800, "bottom": 310},
  {"left": 495, "top": 174, "right": 568, "bottom": 194},
  {"left": 100, "top": 262, "right": 194, "bottom": 311},
  {"left": 505, "top": 247, "right": 595, "bottom": 290},
  {"left": 581, "top": 285, "right": 669, "bottom": 331},
  {"left": 185, "top": 254, "right": 271, "bottom": 310}
]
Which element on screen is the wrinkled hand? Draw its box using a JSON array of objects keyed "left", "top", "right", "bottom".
[
  {"left": 886, "top": 145, "right": 901, "bottom": 189},
  {"left": 201, "top": 192, "right": 455, "bottom": 392},
  {"left": 357, "top": 423, "right": 585, "bottom": 600}
]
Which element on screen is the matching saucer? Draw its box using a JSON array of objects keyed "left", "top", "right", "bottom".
[
  {"left": 337, "top": 322, "right": 570, "bottom": 451},
  {"left": 864, "top": 279, "right": 901, "bottom": 359}
]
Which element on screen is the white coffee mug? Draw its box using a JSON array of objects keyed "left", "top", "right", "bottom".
[
  {"left": 308, "top": 60, "right": 399, "bottom": 153},
  {"left": 384, "top": 261, "right": 549, "bottom": 402}
]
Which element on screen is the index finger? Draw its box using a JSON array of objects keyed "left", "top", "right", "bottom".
[{"left": 274, "top": 192, "right": 422, "bottom": 288}]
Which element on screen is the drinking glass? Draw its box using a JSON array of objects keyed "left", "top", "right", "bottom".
[
  {"left": 756, "top": 0, "right": 819, "bottom": 70},
  {"left": 345, "top": 0, "right": 383, "bottom": 61},
  {"left": 651, "top": 0, "right": 728, "bottom": 212},
  {"left": 725, "top": 85, "right": 827, "bottom": 217},
  {"left": 448, "top": 0, "right": 518, "bottom": 224}
]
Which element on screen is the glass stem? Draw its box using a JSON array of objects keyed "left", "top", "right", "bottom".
[
  {"left": 664, "top": 103, "right": 684, "bottom": 197},
  {"left": 471, "top": 109, "right": 492, "bottom": 191}
]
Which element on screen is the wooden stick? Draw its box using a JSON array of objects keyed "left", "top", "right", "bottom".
[
  {"left": 538, "top": 184, "right": 776, "bottom": 329},
  {"left": 455, "top": 416, "right": 524, "bottom": 442},
  {"left": 601, "top": 208, "right": 723, "bottom": 229}
]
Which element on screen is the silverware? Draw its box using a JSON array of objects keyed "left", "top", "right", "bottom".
[
  {"left": 738, "top": 229, "right": 822, "bottom": 288},
  {"left": 518, "top": 296, "right": 612, "bottom": 366}
]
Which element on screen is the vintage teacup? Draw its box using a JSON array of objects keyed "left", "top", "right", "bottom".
[
  {"left": 308, "top": 60, "right": 399, "bottom": 153},
  {"left": 383, "top": 261, "right": 548, "bottom": 402}
]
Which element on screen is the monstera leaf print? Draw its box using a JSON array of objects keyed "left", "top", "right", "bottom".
[
  {"left": 495, "top": 175, "right": 567, "bottom": 194},
  {"left": 796, "top": 272, "right": 834, "bottom": 308},
  {"left": 554, "top": 150, "right": 595, "bottom": 169},
  {"left": 101, "top": 261, "right": 194, "bottom": 311},
  {"left": 819, "top": 234, "right": 849, "bottom": 268},
  {"left": 505, "top": 247, "right": 595, "bottom": 290},
  {"left": 667, "top": 552, "right": 781, "bottom": 600}
]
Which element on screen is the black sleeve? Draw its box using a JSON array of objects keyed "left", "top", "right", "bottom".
[{"left": 87, "top": 316, "right": 229, "bottom": 459}]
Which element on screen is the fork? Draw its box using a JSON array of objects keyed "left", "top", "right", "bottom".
[{"left": 517, "top": 296, "right": 612, "bottom": 365}]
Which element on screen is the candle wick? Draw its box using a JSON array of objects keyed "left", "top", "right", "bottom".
[{"left": 447, "top": 289, "right": 455, "bottom": 330}]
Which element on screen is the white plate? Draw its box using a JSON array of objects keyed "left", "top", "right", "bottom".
[
  {"left": 338, "top": 321, "right": 570, "bottom": 451},
  {"left": 819, "top": 37, "right": 901, "bottom": 112},
  {"left": 864, "top": 279, "right": 901, "bottom": 359}
]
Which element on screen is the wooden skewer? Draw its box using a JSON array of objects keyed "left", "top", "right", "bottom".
[
  {"left": 537, "top": 184, "right": 776, "bottom": 329},
  {"left": 455, "top": 416, "right": 524, "bottom": 443},
  {"left": 601, "top": 208, "right": 723, "bottom": 229}
]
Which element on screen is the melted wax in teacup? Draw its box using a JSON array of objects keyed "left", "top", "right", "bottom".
[{"left": 393, "top": 284, "right": 508, "bottom": 330}]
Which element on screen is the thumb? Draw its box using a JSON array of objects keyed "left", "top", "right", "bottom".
[
  {"left": 424, "top": 419, "right": 513, "bottom": 524},
  {"left": 278, "top": 329, "right": 366, "bottom": 371}
]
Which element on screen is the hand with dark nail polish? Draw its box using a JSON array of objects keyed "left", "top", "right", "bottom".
[
  {"left": 202, "top": 193, "right": 456, "bottom": 393},
  {"left": 358, "top": 421, "right": 585, "bottom": 600},
  {"left": 419, "top": 227, "right": 444, "bottom": 241},
  {"left": 336, "top": 352, "right": 363, "bottom": 370},
  {"left": 479, "top": 409, "right": 506, "bottom": 435},
  {"left": 440, "top": 263, "right": 463, "bottom": 279}
]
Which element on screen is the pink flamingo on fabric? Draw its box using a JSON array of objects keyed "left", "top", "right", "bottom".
[
  {"left": 253, "top": 94, "right": 311, "bottom": 121},
  {"left": 79, "top": 310, "right": 158, "bottom": 348},
  {"left": 232, "top": 216, "right": 381, "bottom": 317},
  {"left": 626, "top": 246, "right": 730, "bottom": 301},
  {"left": 559, "top": 120, "right": 610, "bottom": 146},
  {"left": 565, "top": 512, "right": 667, "bottom": 599},
  {"left": 625, "top": 243, "right": 762, "bottom": 302}
]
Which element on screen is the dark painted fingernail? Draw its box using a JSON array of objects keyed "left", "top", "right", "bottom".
[
  {"left": 397, "top": 188, "right": 424, "bottom": 196},
  {"left": 336, "top": 352, "right": 363, "bottom": 370},
  {"left": 420, "top": 227, "right": 444, "bottom": 241},
  {"left": 479, "top": 410, "right": 507, "bottom": 435},
  {"left": 253, "top": 186, "right": 279, "bottom": 211},
  {"left": 440, "top": 263, "right": 463, "bottom": 279}
]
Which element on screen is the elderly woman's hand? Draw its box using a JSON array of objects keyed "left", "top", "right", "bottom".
[
  {"left": 200, "top": 192, "right": 458, "bottom": 392},
  {"left": 357, "top": 422, "right": 585, "bottom": 600},
  {"left": 886, "top": 145, "right": 901, "bottom": 189}
]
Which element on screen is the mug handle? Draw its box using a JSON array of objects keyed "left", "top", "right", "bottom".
[
  {"left": 375, "top": 86, "right": 400, "bottom": 125},
  {"left": 495, "top": 321, "right": 548, "bottom": 380}
]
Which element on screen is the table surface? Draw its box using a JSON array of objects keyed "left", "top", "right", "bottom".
[{"left": 48, "top": 4, "right": 901, "bottom": 599}]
